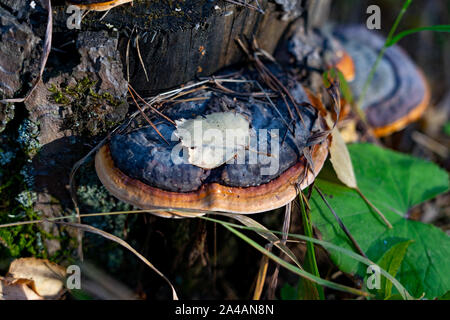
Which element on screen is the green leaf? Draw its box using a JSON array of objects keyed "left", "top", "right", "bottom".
[
  {"left": 444, "top": 122, "right": 450, "bottom": 137},
  {"left": 310, "top": 143, "right": 450, "bottom": 299},
  {"left": 280, "top": 283, "right": 297, "bottom": 300},
  {"left": 384, "top": 294, "right": 404, "bottom": 300},
  {"left": 322, "top": 70, "right": 331, "bottom": 88},
  {"left": 70, "top": 289, "right": 94, "bottom": 300},
  {"left": 438, "top": 291, "right": 450, "bottom": 300},
  {"left": 386, "top": 25, "right": 450, "bottom": 47},
  {"left": 376, "top": 240, "right": 414, "bottom": 298},
  {"left": 336, "top": 69, "right": 353, "bottom": 104},
  {"left": 322, "top": 68, "right": 353, "bottom": 104}
]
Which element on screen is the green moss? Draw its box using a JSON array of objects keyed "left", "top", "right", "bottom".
[
  {"left": 48, "top": 77, "right": 125, "bottom": 136},
  {"left": 48, "top": 84, "right": 70, "bottom": 105},
  {"left": 0, "top": 130, "right": 76, "bottom": 268},
  {"left": 0, "top": 179, "right": 47, "bottom": 260}
]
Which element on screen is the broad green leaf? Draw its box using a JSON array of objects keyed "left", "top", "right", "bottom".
[
  {"left": 376, "top": 240, "right": 413, "bottom": 298},
  {"left": 444, "top": 122, "right": 450, "bottom": 137},
  {"left": 70, "top": 289, "right": 94, "bottom": 300},
  {"left": 280, "top": 283, "right": 297, "bottom": 300},
  {"left": 310, "top": 143, "right": 450, "bottom": 299},
  {"left": 384, "top": 294, "right": 404, "bottom": 300}
]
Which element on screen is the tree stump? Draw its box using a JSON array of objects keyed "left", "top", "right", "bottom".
[{"left": 0, "top": 0, "right": 331, "bottom": 298}]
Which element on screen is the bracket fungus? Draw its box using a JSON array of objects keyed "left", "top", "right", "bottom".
[
  {"left": 95, "top": 67, "right": 331, "bottom": 218},
  {"left": 332, "top": 25, "right": 430, "bottom": 137}
]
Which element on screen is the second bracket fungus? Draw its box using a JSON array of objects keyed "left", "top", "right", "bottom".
[
  {"left": 95, "top": 66, "right": 331, "bottom": 217},
  {"left": 332, "top": 25, "right": 430, "bottom": 137}
]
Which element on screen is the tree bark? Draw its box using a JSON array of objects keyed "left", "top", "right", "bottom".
[{"left": 51, "top": 0, "right": 330, "bottom": 92}]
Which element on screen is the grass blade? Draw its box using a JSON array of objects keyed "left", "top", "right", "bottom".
[
  {"left": 227, "top": 210, "right": 322, "bottom": 299},
  {"left": 55, "top": 221, "right": 179, "bottom": 300},
  {"left": 252, "top": 249, "right": 270, "bottom": 300},
  {"left": 357, "top": 0, "right": 413, "bottom": 111},
  {"left": 0, "top": 208, "right": 413, "bottom": 299},
  {"left": 218, "top": 221, "right": 371, "bottom": 297},
  {"left": 299, "top": 193, "right": 323, "bottom": 299},
  {"left": 386, "top": 25, "right": 450, "bottom": 46},
  {"left": 200, "top": 216, "right": 414, "bottom": 300},
  {"left": 223, "top": 213, "right": 303, "bottom": 269}
]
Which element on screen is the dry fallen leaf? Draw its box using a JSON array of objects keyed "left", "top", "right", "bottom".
[
  {"left": 339, "top": 119, "right": 359, "bottom": 143},
  {"left": 7, "top": 258, "right": 66, "bottom": 299},
  {"left": 0, "top": 277, "right": 44, "bottom": 300},
  {"left": 326, "top": 114, "right": 357, "bottom": 189},
  {"left": 174, "top": 112, "right": 250, "bottom": 169}
]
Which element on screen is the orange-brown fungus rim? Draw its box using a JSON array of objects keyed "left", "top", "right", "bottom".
[
  {"left": 69, "top": 0, "right": 133, "bottom": 12},
  {"left": 335, "top": 50, "right": 355, "bottom": 82},
  {"left": 371, "top": 71, "right": 430, "bottom": 137},
  {"left": 95, "top": 138, "right": 330, "bottom": 218}
]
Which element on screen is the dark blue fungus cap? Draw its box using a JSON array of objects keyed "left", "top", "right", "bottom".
[{"left": 95, "top": 64, "right": 330, "bottom": 216}]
